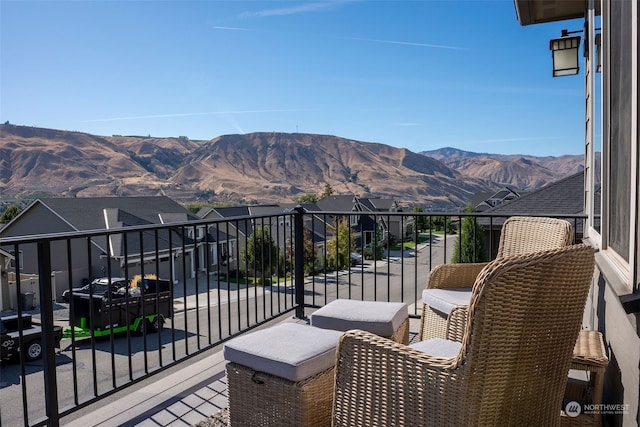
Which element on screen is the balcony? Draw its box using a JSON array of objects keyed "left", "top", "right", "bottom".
[{"left": 0, "top": 211, "right": 586, "bottom": 426}]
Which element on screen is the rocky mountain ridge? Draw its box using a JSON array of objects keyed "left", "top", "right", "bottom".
[{"left": 0, "top": 124, "right": 585, "bottom": 208}]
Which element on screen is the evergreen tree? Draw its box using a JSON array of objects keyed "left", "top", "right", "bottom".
[
  {"left": 0, "top": 205, "right": 20, "bottom": 223},
  {"left": 284, "top": 226, "right": 317, "bottom": 276},
  {"left": 242, "top": 225, "right": 278, "bottom": 279},
  {"left": 326, "top": 218, "right": 355, "bottom": 270},
  {"left": 320, "top": 183, "right": 334, "bottom": 199},
  {"left": 452, "top": 208, "right": 487, "bottom": 263},
  {"left": 412, "top": 206, "right": 427, "bottom": 232},
  {"left": 301, "top": 226, "right": 317, "bottom": 275},
  {"left": 296, "top": 193, "right": 318, "bottom": 204},
  {"left": 364, "top": 225, "right": 385, "bottom": 260}
]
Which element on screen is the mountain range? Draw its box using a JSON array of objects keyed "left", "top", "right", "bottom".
[{"left": 0, "top": 124, "right": 585, "bottom": 209}]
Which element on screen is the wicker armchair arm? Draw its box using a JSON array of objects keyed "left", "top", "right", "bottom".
[
  {"left": 426, "top": 262, "right": 489, "bottom": 290},
  {"left": 446, "top": 305, "right": 469, "bottom": 342},
  {"left": 332, "top": 330, "right": 464, "bottom": 427}
]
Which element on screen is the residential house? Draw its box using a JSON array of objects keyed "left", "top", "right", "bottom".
[
  {"left": 357, "top": 197, "right": 414, "bottom": 243},
  {"left": 311, "top": 195, "right": 410, "bottom": 250},
  {"left": 0, "top": 248, "right": 14, "bottom": 311},
  {"left": 480, "top": 172, "right": 588, "bottom": 258},
  {"left": 471, "top": 186, "right": 524, "bottom": 212},
  {"left": 197, "top": 205, "right": 284, "bottom": 276},
  {"left": 513, "top": 1, "right": 639, "bottom": 424},
  {"left": 197, "top": 203, "right": 331, "bottom": 276},
  {"left": 0, "top": 196, "right": 199, "bottom": 303}
]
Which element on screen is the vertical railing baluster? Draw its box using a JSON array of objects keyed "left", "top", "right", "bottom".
[
  {"left": 37, "top": 240, "right": 60, "bottom": 427},
  {"left": 204, "top": 226, "right": 212, "bottom": 346},
  {"left": 106, "top": 233, "right": 117, "bottom": 389},
  {"left": 180, "top": 225, "right": 188, "bottom": 355},
  {"left": 192, "top": 224, "right": 201, "bottom": 350},
  {"left": 67, "top": 238, "right": 80, "bottom": 405},
  {"left": 168, "top": 228, "right": 177, "bottom": 361},
  {"left": 293, "top": 206, "right": 305, "bottom": 318},
  {"left": 124, "top": 232, "right": 134, "bottom": 381},
  {"left": 154, "top": 228, "right": 163, "bottom": 365}
]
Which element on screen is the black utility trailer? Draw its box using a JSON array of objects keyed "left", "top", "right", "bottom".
[
  {"left": 0, "top": 314, "right": 63, "bottom": 361},
  {"left": 63, "top": 279, "right": 173, "bottom": 338}
]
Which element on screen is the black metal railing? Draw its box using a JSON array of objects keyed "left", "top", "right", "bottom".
[{"left": 0, "top": 211, "right": 584, "bottom": 426}]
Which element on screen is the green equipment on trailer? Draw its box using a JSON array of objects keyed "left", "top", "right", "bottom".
[{"left": 63, "top": 279, "right": 172, "bottom": 339}]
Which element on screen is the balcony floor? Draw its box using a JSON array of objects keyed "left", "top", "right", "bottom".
[{"left": 62, "top": 312, "right": 423, "bottom": 427}]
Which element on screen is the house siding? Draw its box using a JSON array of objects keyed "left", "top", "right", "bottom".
[
  {"left": 513, "top": 0, "right": 639, "bottom": 424},
  {"left": 586, "top": 257, "right": 640, "bottom": 427},
  {"left": 586, "top": 1, "right": 639, "bottom": 425},
  {"left": 0, "top": 198, "right": 196, "bottom": 306},
  {"left": 0, "top": 203, "right": 85, "bottom": 301}
]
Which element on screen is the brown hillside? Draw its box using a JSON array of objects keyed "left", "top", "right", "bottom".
[
  {"left": 171, "top": 132, "right": 494, "bottom": 206},
  {"left": 422, "top": 147, "right": 587, "bottom": 189},
  {"left": 1, "top": 124, "right": 582, "bottom": 208}
]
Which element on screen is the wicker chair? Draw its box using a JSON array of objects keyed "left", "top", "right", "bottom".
[
  {"left": 332, "top": 244, "right": 595, "bottom": 427},
  {"left": 419, "top": 216, "right": 574, "bottom": 342}
]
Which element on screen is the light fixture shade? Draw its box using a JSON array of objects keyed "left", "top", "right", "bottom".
[{"left": 550, "top": 35, "right": 581, "bottom": 77}]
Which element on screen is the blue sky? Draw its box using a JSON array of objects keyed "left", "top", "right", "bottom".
[{"left": 1, "top": 0, "right": 589, "bottom": 157}]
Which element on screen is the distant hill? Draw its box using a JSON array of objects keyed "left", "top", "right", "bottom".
[
  {"left": 0, "top": 125, "right": 586, "bottom": 208},
  {"left": 421, "top": 147, "right": 593, "bottom": 189}
]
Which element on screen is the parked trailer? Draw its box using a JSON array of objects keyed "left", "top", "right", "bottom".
[
  {"left": 63, "top": 279, "right": 173, "bottom": 338},
  {"left": 1, "top": 314, "right": 63, "bottom": 361}
]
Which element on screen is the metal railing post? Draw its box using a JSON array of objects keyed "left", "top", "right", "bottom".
[
  {"left": 293, "top": 205, "right": 306, "bottom": 318},
  {"left": 38, "top": 240, "right": 60, "bottom": 426}
]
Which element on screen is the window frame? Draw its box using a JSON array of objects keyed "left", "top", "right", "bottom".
[
  {"left": 9, "top": 250, "right": 23, "bottom": 271},
  {"left": 591, "top": 0, "right": 639, "bottom": 292}
]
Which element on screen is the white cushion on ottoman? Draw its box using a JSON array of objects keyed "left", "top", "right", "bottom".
[
  {"left": 422, "top": 288, "right": 472, "bottom": 315},
  {"left": 310, "top": 299, "right": 408, "bottom": 337},
  {"left": 223, "top": 323, "right": 342, "bottom": 382}
]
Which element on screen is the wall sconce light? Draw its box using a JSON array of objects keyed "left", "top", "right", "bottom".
[{"left": 550, "top": 29, "right": 582, "bottom": 77}]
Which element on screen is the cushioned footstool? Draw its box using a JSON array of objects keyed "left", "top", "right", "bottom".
[
  {"left": 223, "top": 323, "right": 343, "bottom": 427},
  {"left": 310, "top": 299, "right": 409, "bottom": 344}
]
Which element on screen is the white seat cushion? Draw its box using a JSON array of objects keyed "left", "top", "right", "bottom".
[
  {"left": 223, "top": 323, "right": 342, "bottom": 382},
  {"left": 409, "top": 338, "right": 462, "bottom": 359},
  {"left": 310, "top": 299, "right": 408, "bottom": 337},
  {"left": 422, "top": 288, "right": 472, "bottom": 315}
]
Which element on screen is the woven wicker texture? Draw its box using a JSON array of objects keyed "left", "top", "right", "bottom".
[
  {"left": 571, "top": 330, "right": 608, "bottom": 367},
  {"left": 389, "top": 317, "right": 410, "bottom": 344},
  {"left": 227, "top": 362, "right": 335, "bottom": 427},
  {"left": 333, "top": 244, "right": 595, "bottom": 427},
  {"left": 419, "top": 216, "right": 574, "bottom": 341},
  {"left": 560, "top": 330, "right": 609, "bottom": 427}
]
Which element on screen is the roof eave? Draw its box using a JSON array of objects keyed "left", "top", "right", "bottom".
[{"left": 513, "top": 0, "right": 598, "bottom": 26}]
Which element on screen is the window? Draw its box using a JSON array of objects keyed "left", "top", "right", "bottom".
[
  {"left": 278, "top": 216, "right": 290, "bottom": 227},
  {"left": 596, "top": 0, "right": 639, "bottom": 290},
  {"left": 218, "top": 241, "right": 235, "bottom": 265},
  {"left": 9, "top": 250, "right": 23, "bottom": 270},
  {"left": 607, "top": 0, "right": 632, "bottom": 263},
  {"left": 350, "top": 215, "right": 359, "bottom": 226}
]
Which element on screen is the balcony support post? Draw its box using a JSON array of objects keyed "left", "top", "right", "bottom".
[
  {"left": 293, "top": 205, "right": 306, "bottom": 319},
  {"left": 37, "top": 240, "right": 60, "bottom": 426}
]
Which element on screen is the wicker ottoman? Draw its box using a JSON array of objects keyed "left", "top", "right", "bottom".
[
  {"left": 310, "top": 299, "right": 409, "bottom": 344},
  {"left": 223, "top": 323, "right": 343, "bottom": 427},
  {"left": 561, "top": 330, "right": 609, "bottom": 427}
]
